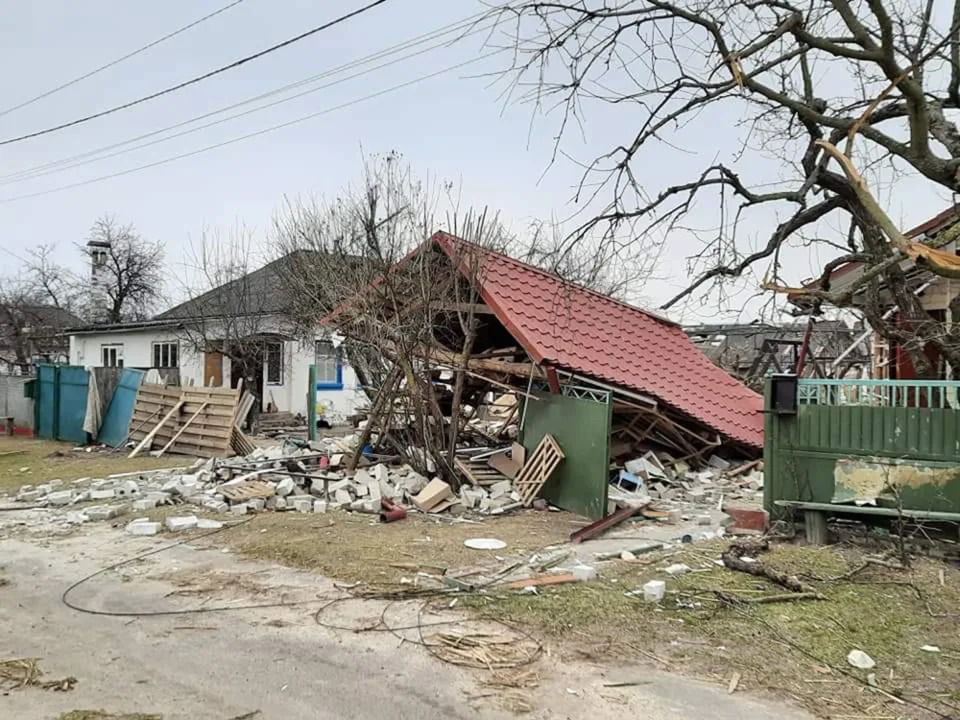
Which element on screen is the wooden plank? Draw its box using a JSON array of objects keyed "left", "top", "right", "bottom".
[
  {"left": 512, "top": 433, "right": 564, "bottom": 506},
  {"left": 157, "top": 402, "right": 210, "bottom": 457},
  {"left": 505, "top": 574, "right": 578, "bottom": 590},
  {"left": 217, "top": 480, "right": 275, "bottom": 502},
  {"left": 129, "top": 400, "right": 184, "bottom": 458}
]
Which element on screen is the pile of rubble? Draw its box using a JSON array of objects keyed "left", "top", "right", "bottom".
[
  {"left": 4, "top": 437, "right": 535, "bottom": 533},
  {"left": 609, "top": 451, "right": 763, "bottom": 511}
]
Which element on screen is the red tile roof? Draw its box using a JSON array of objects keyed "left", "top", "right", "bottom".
[{"left": 434, "top": 233, "right": 764, "bottom": 449}]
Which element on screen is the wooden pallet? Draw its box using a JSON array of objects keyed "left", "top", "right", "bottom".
[
  {"left": 128, "top": 384, "right": 239, "bottom": 458},
  {"left": 513, "top": 434, "right": 565, "bottom": 506},
  {"left": 455, "top": 456, "right": 510, "bottom": 487},
  {"left": 217, "top": 480, "right": 275, "bottom": 503}
]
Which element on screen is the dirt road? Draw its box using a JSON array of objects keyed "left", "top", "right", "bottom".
[{"left": 0, "top": 519, "right": 813, "bottom": 719}]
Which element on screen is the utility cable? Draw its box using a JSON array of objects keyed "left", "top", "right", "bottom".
[
  {"left": 0, "top": 13, "right": 489, "bottom": 186},
  {"left": 0, "top": 0, "right": 391, "bottom": 147},
  {"left": 0, "top": 0, "right": 248, "bottom": 120},
  {"left": 0, "top": 51, "right": 499, "bottom": 204}
]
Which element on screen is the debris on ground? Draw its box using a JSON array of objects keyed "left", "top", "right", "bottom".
[
  {"left": 846, "top": 649, "right": 876, "bottom": 670},
  {"left": 0, "top": 657, "right": 77, "bottom": 691}
]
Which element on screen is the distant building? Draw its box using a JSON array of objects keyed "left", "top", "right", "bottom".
[
  {"left": 685, "top": 320, "right": 869, "bottom": 389},
  {"left": 0, "top": 303, "right": 81, "bottom": 374}
]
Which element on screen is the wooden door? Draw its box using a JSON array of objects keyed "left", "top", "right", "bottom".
[{"left": 204, "top": 352, "right": 223, "bottom": 387}]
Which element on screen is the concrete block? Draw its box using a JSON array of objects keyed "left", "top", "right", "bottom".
[
  {"left": 115, "top": 480, "right": 140, "bottom": 498},
  {"left": 46, "top": 490, "right": 73, "bottom": 507},
  {"left": 643, "top": 579, "right": 666, "bottom": 602},
  {"left": 126, "top": 520, "right": 160, "bottom": 536},
  {"left": 372, "top": 464, "right": 389, "bottom": 484},
  {"left": 132, "top": 497, "right": 158, "bottom": 512},
  {"left": 247, "top": 498, "right": 266, "bottom": 512},
  {"left": 379, "top": 479, "right": 397, "bottom": 500},
  {"left": 367, "top": 479, "right": 382, "bottom": 503},
  {"left": 146, "top": 491, "right": 171, "bottom": 505},
  {"left": 353, "top": 468, "right": 371, "bottom": 486},
  {"left": 16, "top": 490, "right": 42, "bottom": 502},
  {"left": 89, "top": 488, "right": 116, "bottom": 501},
  {"left": 34, "top": 483, "right": 53, "bottom": 496},
  {"left": 201, "top": 497, "right": 228, "bottom": 513},
  {"left": 86, "top": 504, "right": 128, "bottom": 521},
  {"left": 488, "top": 480, "right": 512, "bottom": 499},
  {"left": 197, "top": 518, "right": 223, "bottom": 529},
  {"left": 572, "top": 564, "right": 597, "bottom": 582},
  {"left": 402, "top": 472, "right": 428, "bottom": 494},
  {"left": 292, "top": 497, "right": 313, "bottom": 513},
  {"left": 65, "top": 511, "right": 89, "bottom": 524},
  {"left": 48, "top": 479, "right": 63, "bottom": 488},
  {"left": 230, "top": 503, "right": 249, "bottom": 515},
  {"left": 164, "top": 515, "right": 198, "bottom": 532},
  {"left": 313, "top": 500, "right": 328, "bottom": 513},
  {"left": 696, "top": 514, "right": 713, "bottom": 526},
  {"left": 273, "top": 497, "right": 288, "bottom": 511},
  {"left": 72, "top": 477, "right": 91, "bottom": 485},
  {"left": 274, "top": 477, "right": 295, "bottom": 497}
]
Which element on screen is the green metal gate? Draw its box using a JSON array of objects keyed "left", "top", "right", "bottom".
[
  {"left": 521, "top": 385, "right": 611, "bottom": 520},
  {"left": 34, "top": 364, "right": 90, "bottom": 444},
  {"left": 764, "top": 378, "right": 960, "bottom": 517}
]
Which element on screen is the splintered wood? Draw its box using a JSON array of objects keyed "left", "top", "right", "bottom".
[
  {"left": 128, "top": 384, "right": 240, "bottom": 458},
  {"left": 513, "top": 434, "right": 564, "bottom": 506}
]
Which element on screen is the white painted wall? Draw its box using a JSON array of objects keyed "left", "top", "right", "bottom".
[{"left": 68, "top": 325, "right": 367, "bottom": 422}]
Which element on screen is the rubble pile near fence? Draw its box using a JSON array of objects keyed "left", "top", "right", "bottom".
[{"left": 3, "top": 434, "right": 550, "bottom": 529}]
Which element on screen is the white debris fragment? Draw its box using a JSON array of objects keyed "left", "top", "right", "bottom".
[
  {"left": 643, "top": 579, "right": 666, "bottom": 602},
  {"left": 665, "top": 563, "right": 692, "bottom": 576},
  {"left": 846, "top": 649, "right": 876, "bottom": 669}
]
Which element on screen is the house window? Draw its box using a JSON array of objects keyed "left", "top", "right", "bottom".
[
  {"left": 266, "top": 342, "right": 284, "bottom": 385},
  {"left": 101, "top": 344, "right": 123, "bottom": 367},
  {"left": 152, "top": 342, "right": 179, "bottom": 368},
  {"left": 315, "top": 339, "right": 342, "bottom": 388}
]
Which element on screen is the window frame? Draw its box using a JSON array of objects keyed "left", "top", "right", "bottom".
[
  {"left": 265, "top": 341, "right": 284, "bottom": 385},
  {"left": 101, "top": 344, "right": 124, "bottom": 368},
  {"left": 151, "top": 341, "right": 179, "bottom": 369},
  {"left": 314, "top": 339, "right": 343, "bottom": 390}
]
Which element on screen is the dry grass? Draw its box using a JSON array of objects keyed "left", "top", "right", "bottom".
[
  {"left": 209, "top": 509, "right": 577, "bottom": 585},
  {"left": 0, "top": 656, "right": 77, "bottom": 691},
  {"left": 463, "top": 541, "right": 960, "bottom": 719},
  {"left": 0, "top": 436, "right": 192, "bottom": 494},
  {"left": 59, "top": 712, "right": 162, "bottom": 720}
]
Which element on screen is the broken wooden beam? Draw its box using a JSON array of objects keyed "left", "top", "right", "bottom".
[{"left": 569, "top": 505, "right": 645, "bottom": 544}]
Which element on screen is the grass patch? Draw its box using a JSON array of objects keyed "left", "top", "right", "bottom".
[
  {"left": 0, "top": 436, "right": 191, "bottom": 494},
  {"left": 214, "top": 509, "right": 577, "bottom": 585},
  {"left": 463, "top": 542, "right": 960, "bottom": 719}
]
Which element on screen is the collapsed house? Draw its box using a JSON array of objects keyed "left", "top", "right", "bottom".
[{"left": 320, "top": 232, "right": 764, "bottom": 520}]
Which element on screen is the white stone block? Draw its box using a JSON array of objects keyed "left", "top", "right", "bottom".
[
  {"left": 164, "top": 515, "right": 198, "bottom": 532},
  {"left": 46, "top": 490, "right": 74, "bottom": 506},
  {"left": 313, "top": 500, "right": 328, "bottom": 513},
  {"left": 643, "top": 579, "right": 666, "bottom": 602},
  {"left": 126, "top": 520, "right": 160, "bottom": 536},
  {"left": 292, "top": 497, "right": 313, "bottom": 513}
]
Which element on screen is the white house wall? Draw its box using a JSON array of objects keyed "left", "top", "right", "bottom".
[{"left": 69, "top": 326, "right": 367, "bottom": 422}]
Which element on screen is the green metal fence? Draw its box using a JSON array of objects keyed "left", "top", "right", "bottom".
[{"left": 764, "top": 378, "right": 960, "bottom": 517}]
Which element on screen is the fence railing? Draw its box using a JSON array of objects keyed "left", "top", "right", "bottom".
[{"left": 797, "top": 378, "right": 960, "bottom": 408}]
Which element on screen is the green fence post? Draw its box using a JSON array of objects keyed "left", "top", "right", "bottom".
[{"left": 307, "top": 364, "right": 317, "bottom": 443}]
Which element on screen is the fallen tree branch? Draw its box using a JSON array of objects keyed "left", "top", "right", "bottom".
[{"left": 721, "top": 538, "right": 824, "bottom": 597}]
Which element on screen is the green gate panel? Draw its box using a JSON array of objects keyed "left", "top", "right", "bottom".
[
  {"left": 56, "top": 366, "right": 90, "bottom": 444},
  {"left": 98, "top": 369, "right": 144, "bottom": 447},
  {"left": 765, "top": 379, "right": 960, "bottom": 516},
  {"left": 521, "top": 389, "right": 611, "bottom": 520},
  {"left": 35, "top": 365, "right": 57, "bottom": 439}
]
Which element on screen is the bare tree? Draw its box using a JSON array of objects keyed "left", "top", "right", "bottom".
[
  {"left": 0, "top": 276, "right": 39, "bottom": 370},
  {"left": 23, "top": 244, "right": 79, "bottom": 313},
  {"left": 84, "top": 215, "right": 164, "bottom": 323},
  {"left": 491, "top": 0, "right": 960, "bottom": 374},
  {"left": 173, "top": 226, "right": 284, "bottom": 419}
]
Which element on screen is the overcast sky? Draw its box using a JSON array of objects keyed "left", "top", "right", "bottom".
[{"left": 1, "top": 0, "right": 955, "bottom": 323}]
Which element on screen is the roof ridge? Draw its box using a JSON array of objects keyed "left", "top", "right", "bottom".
[{"left": 432, "top": 232, "right": 679, "bottom": 328}]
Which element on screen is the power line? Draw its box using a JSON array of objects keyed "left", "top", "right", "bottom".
[
  {"left": 0, "top": 12, "right": 488, "bottom": 185},
  {"left": 0, "top": 51, "right": 499, "bottom": 204},
  {"left": 0, "top": 0, "right": 391, "bottom": 147},
  {"left": 0, "top": 0, "right": 248, "bottom": 120}
]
